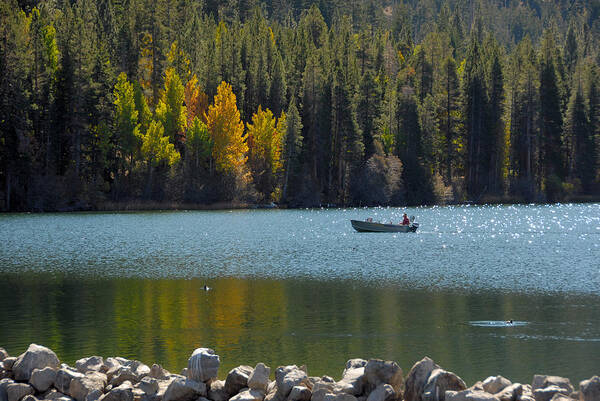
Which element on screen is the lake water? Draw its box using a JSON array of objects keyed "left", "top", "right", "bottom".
[{"left": 1, "top": 204, "right": 599, "bottom": 386}]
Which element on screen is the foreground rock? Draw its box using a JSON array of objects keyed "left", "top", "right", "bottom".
[
  {"left": 30, "top": 368, "right": 58, "bottom": 393},
  {"left": 248, "top": 364, "right": 270, "bottom": 392},
  {"left": 187, "top": 349, "right": 219, "bottom": 383},
  {"left": 422, "top": 368, "right": 467, "bottom": 401},
  {"left": 275, "top": 365, "right": 309, "bottom": 400},
  {"left": 224, "top": 366, "right": 253, "bottom": 395},
  {"left": 404, "top": 357, "right": 440, "bottom": 401},
  {"left": 69, "top": 372, "right": 107, "bottom": 401},
  {"left": 6, "top": 383, "right": 34, "bottom": 401},
  {"left": 579, "top": 376, "right": 600, "bottom": 401},
  {"left": 163, "top": 377, "right": 206, "bottom": 401},
  {"left": 12, "top": 345, "right": 60, "bottom": 382}
]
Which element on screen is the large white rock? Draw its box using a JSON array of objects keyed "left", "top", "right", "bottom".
[
  {"left": 422, "top": 369, "right": 467, "bottom": 401},
  {"left": 6, "top": 383, "right": 34, "bottom": 401},
  {"left": 225, "top": 366, "right": 253, "bottom": 395},
  {"left": 364, "top": 360, "right": 403, "bottom": 395},
  {"left": 482, "top": 377, "right": 512, "bottom": 395},
  {"left": 187, "top": 349, "right": 220, "bottom": 383},
  {"left": 12, "top": 345, "right": 60, "bottom": 382},
  {"left": 579, "top": 376, "right": 600, "bottom": 401},
  {"left": 76, "top": 358, "right": 104, "bottom": 374},
  {"left": 248, "top": 364, "right": 271, "bottom": 392},
  {"left": 0, "top": 350, "right": 8, "bottom": 362},
  {"left": 365, "top": 384, "right": 395, "bottom": 401},
  {"left": 69, "top": 372, "right": 108, "bottom": 401},
  {"left": 162, "top": 378, "right": 206, "bottom": 401},
  {"left": 229, "top": 389, "right": 265, "bottom": 401},
  {"left": 30, "top": 368, "right": 58, "bottom": 393},
  {"left": 55, "top": 368, "right": 85, "bottom": 396}
]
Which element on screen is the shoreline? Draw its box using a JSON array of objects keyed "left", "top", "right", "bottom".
[
  {"left": 1, "top": 344, "right": 598, "bottom": 401},
  {"left": 2, "top": 198, "right": 600, "bottom": 214}
]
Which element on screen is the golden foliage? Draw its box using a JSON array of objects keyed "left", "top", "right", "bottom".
[
  {"left": 185, "top": 75, "right": 209, "bottom": 125},
  {"left": 206, "top": 81, "right": 247, "bottom": 173}
]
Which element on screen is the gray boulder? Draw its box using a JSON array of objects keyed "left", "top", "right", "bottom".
[
  {"left": 322, "top": 394, "right": 358, "bottom": 401},
  {"left": 101, "top": 360, "right": 121, "bottom": 375},
  {"left": 579, "top": 376, "right": 600, "bottom": 401},
  {"left": 98, "top": 381, "right": 134, "bottom": 401},
  {"left": 224, "top": 366, "right": 253, "bottom": 396},
  {"left": 70, "top": 372, "right": 108, "bottom": 401},
  {"left": 288, "top": 386, "right": 311, "bottom": 401},
  {"left": 84, "top": 390, "right": 103, "bottom": 401},
  {"left": 208, "top": 380, "right": 228, "bottom": 401},
  {"left": 148, "top": 366, "right": 169, "bottom": 381},
  {"left": 136, "top": 378, "right": 159, "bottom": 396},
  {"left": 229, "top": 389, "right": 265, "bottom": 401},
  {"left": 422, "top": 369, "right": 467, "bottom": 401},
  {"left": 55, "top": 368, "right": 85, "bottom": 395},
  {"left": 21, "top": 396, "right": 38, "bottom": 401},
  {"left": 533, "top": 386, "right": 570, "bottom": 401},
  {"left": 343, "top": 362, "right": 367, "bottom": 379},
  {"left": 547, "top": 395, "right": 571, "bottom": 401},
  {"left": 483, "top": 378, "right": 512, "bottom": 395},
  {"left": 187, "top": 349, "right": 220, "bottom": 383},
  {"left": 108, "top": 367, "right": 138, "bottom": 387},
  {"left": 3, "top": 359, "right": 17, "bottom": 372},
  {"left": 336, "top": 367, "right": 365, "bottom": 396},
  {"left": 30, "top": 368, "right": 58, "bottom": 393},
  {"left": 532, "top": 378, "right": 573, "bottom": 395},
  {"left": 76, "top": 358, "right": 104, "bottom": 374},
  {"left": 275, "top": 366, "right": 309, "bottom": 400},
  {"left": 13, "top": 345, "right": 60, "bottom": 382},
  {"left": 365, "top": 384, "right": 395, "bottom": 401},
  {"left": 40, "top": 389, "right": 73, "bottom": 401},
  {"left": 162, "top": 378, "right": 206, "bottom": 401},
  {"left": 1, "top": 379, "right": 15, "bottom": 401},
  {"left": 445, "top": 390, "right": 499, "bottom": 401},
  {"left": 496, "top": 384, "right": 523, "bottom": 401},
  {"left": 7, "top": 383, "right": 34, "bottom": 401},
  {"left": 248, "top": 364, "right": 271, "bottom": 393},
  {"left": 0, "top": 350, "right": 8, "bottom": 362},
  {"left": 404, "top": 357, "right": 440, "bottom": 401},
  {"left": 364, "top": 360, "right": 402, "bottom": 395}
]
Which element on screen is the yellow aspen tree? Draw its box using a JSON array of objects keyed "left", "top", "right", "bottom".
[
  {"left": 185, "top": 75, "right": 209, "bottom": 125},
  {"left": 246, "top": 106, "right": 284, "bottom": 199},
  {"left": 206, "top": 81, "right": 247, "bottom": 174}
]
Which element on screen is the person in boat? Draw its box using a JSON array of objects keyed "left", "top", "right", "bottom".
[{"left": 402, "top": 213, "right": 410, "bottom": 225}]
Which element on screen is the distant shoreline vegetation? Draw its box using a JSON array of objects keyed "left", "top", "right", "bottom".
[{"left": 1, "top": 0, "right": 599, "bottom": 212}]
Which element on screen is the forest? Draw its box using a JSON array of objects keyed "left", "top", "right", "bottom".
[{"left": 1, "top": 0, "right": 599, "bottom": 211}]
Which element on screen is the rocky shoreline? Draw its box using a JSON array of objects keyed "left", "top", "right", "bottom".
[{"left": 1, "top": 345, "right": 598, "bottom": 401}]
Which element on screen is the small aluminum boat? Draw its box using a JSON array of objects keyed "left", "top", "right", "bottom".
[{"left": 351, "top": 219, "right": 419, "bottom": 233}]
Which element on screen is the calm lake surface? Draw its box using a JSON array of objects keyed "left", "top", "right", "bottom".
[{"left": 1, "top": 204, "right": 599, "bottom": 385}]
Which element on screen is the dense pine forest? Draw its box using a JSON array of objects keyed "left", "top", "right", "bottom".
[{"left": 1, "top": 0, "right": 600, "bottom": 211}]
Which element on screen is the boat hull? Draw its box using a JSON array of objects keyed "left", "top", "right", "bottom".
[{"left": 351, "top": 220, "right": 418, "bottom": 233}]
